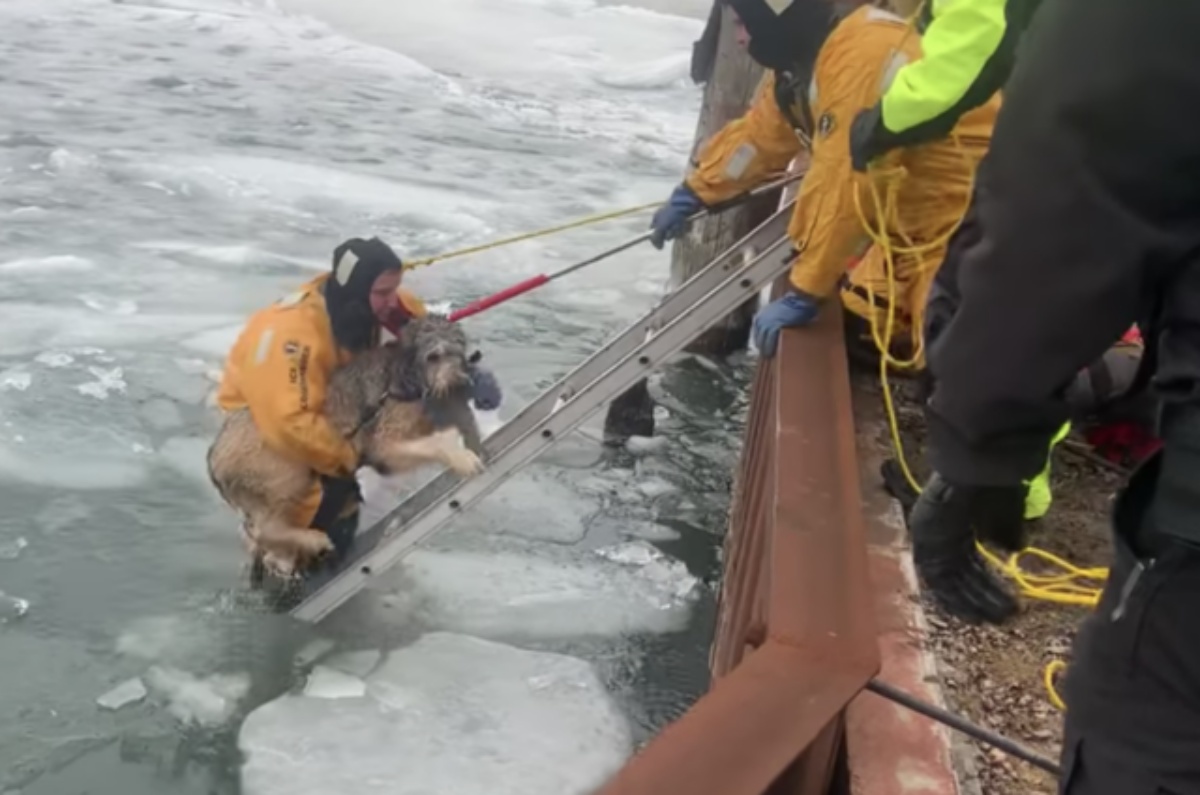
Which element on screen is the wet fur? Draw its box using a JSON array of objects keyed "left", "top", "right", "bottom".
[{"left": 207, "top": 315, "right": 486, "bottom": 578}]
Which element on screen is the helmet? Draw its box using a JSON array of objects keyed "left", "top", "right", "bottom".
[
  {"left": 325, "top": 237, "right": 403, "bottom": 351},
  {"left": 722, "top": 0, "right": 837, "bottom": 74}
]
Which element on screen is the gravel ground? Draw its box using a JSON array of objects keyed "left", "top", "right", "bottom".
[{"left": 854, "top": 369, "right": 1126, "bottom": 795}]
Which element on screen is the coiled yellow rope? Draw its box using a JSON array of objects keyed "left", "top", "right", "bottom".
[{"left": 851, "top": 134, "right": 1107, "bottom": 710}]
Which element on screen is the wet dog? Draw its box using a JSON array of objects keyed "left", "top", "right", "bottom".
[{"left": 206, "top": 315, "right": 486, "bottom": 579}]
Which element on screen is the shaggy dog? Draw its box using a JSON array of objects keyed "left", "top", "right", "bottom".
[{"left": 207, "top": 315, "right": 486, "bottom": 578}]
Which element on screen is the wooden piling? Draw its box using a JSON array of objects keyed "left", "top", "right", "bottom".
[
  {"left": 673, "top": 0, "right": 782, "bottom": 355},
  {"left": 603, "top": 0, "right": 783, "bottom": 443}
]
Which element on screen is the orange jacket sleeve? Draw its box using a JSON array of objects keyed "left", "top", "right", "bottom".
[
  {"left": 396, "top": 287, "right": 428, "bottom": 318},
  {"left": 787, "top": 10, "right": 914, "bottom": 298},
  {"left": 684, "top": 72, "right": 803, "bottom": 206},
  {"left": 230, "top": 309, "right": 359, "bottom": 478}
]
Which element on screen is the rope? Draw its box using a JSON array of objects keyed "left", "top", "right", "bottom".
[
  {"left": 403, "top": 201, "right": 662, "bottom": 271},
  {"left": 402, "top": 171, "right": 798, "bottom": 273},
  {"left": 848, "top": 17, "right": 1105, "bottom": 711}
]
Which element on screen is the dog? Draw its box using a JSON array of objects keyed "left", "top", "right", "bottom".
[{"left": 207, "top": 314, "right": 487, "bottom": 579}]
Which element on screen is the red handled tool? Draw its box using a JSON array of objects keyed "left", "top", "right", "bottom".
[{"left": 446, "top": 172, "right": 803, "bottom": 323}]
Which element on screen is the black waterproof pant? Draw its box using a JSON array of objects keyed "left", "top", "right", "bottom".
[
  {"left": 1057, "top": 452, "right": 1200, "bottom": 795},
  {"left": 310, "top": 474, "right": 361, "bottom": 560}
]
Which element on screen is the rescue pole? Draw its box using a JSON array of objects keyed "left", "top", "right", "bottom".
[{"left": 446, "top": 174, "right": 800, "bottom": 323}]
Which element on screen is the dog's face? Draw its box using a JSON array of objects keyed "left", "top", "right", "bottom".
[{"left": 397, "top": 315, "right": 476, "bottom": 398}]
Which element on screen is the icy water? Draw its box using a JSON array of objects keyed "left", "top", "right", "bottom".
[{"left": 0, "top": 0, "right": 756, "bottom": 792}]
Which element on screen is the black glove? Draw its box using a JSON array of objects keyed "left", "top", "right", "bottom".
[
  {"left": 881, "top": 458, "right": 920, "bottom": 519},
  {"left": 909, "top": 472, "right": 1022, "bottom": 625},
  {"left": 849, "top": 102, "right": 901, "bottom": 173}
]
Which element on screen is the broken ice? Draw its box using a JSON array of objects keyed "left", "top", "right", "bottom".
[
  {"left": 240, "top": 633, "right": 633, "bottom": 795},
  {"left": 324, "top": 648, "right": 382, "bottom": 679},
  {"left": 0, "top": 592, "right": 30, "bottom": 623},
  {"left": 0, "top": 536, "right": 28, "bottom": 560},
  {"left": 145, "top": 665, "right": 250, "bottom": 728},
  {"left": 304, "top": 666, "right": 367, "bottom": 700},
  {"left": 593, "top": 541, "right": 700, "bottom": 603},
  {"left": 97, "top": 677, "right": 148, "bottom": 711},
  {"left": 377, "top": 541, "right": 700, "bottom": 641}
]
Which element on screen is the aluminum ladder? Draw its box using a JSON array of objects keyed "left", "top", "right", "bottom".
[{"left": 292, "top": 199, "right": 796, "bottom": 623}]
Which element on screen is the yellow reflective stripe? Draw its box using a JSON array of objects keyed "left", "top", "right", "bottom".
[{"left": 880, "top": 0, "right": 1007, "bottom": 133}]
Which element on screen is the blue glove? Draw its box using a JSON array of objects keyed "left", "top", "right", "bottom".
[
  {"left": 751, "top": 292, "right": 820, "bottom": 358},
  {"left": 469, "top": 364, "right": 502, "bottom": 411},
  {"left": 649, "top": 184, "right": 705, "bottom": 249}
]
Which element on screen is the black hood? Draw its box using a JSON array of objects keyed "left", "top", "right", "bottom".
[
  {"left": 325, "top": 237, "right": 403, "bottom": 352},
  {"left": 723, "top": 0, "right": 838, "bottom": 75}
]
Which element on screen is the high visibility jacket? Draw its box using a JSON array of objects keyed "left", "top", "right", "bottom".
[
  {"left": 880, "top": 0, "right": 1043, "bottom": 148},
  {"left": 685, "top": 5, "right": 997, "bottom": 357},
  {"left": 218, "top": 275, "right": 431, "bottom": 474},
  {"left": 217, "top": 275, "right": 429, "bottom": 528},
  {"left": 217, "top": 274, "right": 360, "bottom": 480},
  {"left": 1023, "top": 420, "right": 1069, "bottom": 520}
]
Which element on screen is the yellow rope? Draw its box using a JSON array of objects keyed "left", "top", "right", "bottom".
[
  {"left": 402, "top": 171, "right": 801, "bottom": 273},
  {"left": 402, "top": 200, "right": 662, "bottom": 271},
  {"left": 850, "top": 123, "right": 1105, "bottom": 712}
]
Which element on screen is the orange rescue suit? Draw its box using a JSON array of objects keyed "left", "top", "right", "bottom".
[
  {"left": 685, "top": 6, "right": 998, "bottom": 362},
  {"left": 216, "top": 273, "right": 427, "bottom": 527}
]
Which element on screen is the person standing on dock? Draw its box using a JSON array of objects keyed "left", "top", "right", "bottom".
[
  {"left": 846, "top": 0, "right": 1044, "bottom": 173},
  {"left": 648, "top": 0, "right": 997, "bottom": 366},
  {"left": 907, "top": 0, "right": 1200, "bottom": 790}
]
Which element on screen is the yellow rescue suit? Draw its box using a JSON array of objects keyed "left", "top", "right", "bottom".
[
  {"left": 685, "top": 6, "right": 998, "bottom": 363},
  {"left": 217, "top": 274, "right": 427, "bottom": 527}
]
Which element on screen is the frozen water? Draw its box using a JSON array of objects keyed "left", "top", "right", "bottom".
[
  {"left": 593, "top": 541, "right": 698, "bottom": 602},
  {"left": 303, "top": 665, "right": 367, "bottom": 699},
  {"left": 0, "top": 255, "right": 96, "bottom": 274},
  {"left": 115, "top": 614, "right": 228, "bottom": 669},
  {"left": 0, "top": 0, "right": 736, "bottom": 788},
  {"left": 372, "top": 541, "right": 700, "bottom": 641},
  {"left": 240, "top": 632, "right": 633, "bottom": 795},
  {"left": 0, "top": 368, "right": 33, "bottom": 392},
  {"left": 139, "top": 397, "right": 185, "bottom": 430},
  {"left": 627, "top": 434, "right": 668, "bottom": 455},
  {"left": 96, "top": 677, "right": 149, "bottom": 711},
  {"left": 637, "top": 476, "right": 677, "bottom": 498},
  {"left": 0, "top": 592, "right": 31, "bottom": 622},
  {"left": 158, "top": 436, "right": 218, "bottom": 490},
  {"left": 0, "top": 536, "right": 29, "bottom": 560},
  {"left": 455, "top": 465, "right": 589, "bottom": 544},
  {"left": 324, "top": 648, "right": 383, "bottom": 678},
  {"left": 144, "top": 665, "right": 250, "bottom": 727}
]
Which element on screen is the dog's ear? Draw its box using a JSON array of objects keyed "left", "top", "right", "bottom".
[
  {"left": 387, "top": 343, "right": 425, "bottom": 401},
  {"left": 468, "top": 350, "right": 482, "bottom": 365}
]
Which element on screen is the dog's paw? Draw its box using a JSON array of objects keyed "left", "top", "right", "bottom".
[
  {"left": 263, "top": 551, "right": 297, "bottom": 580},
  {"left": 447, "top": 448, "right": 484, "bottom": 477},
  {"left": 294, "top": 529, "right": 335, "bottom": 556}
]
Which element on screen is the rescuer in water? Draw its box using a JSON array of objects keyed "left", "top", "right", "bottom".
[
  {"left": 905, "top": 0, "right": 1200, "bottom": 789},
  {"left": 216, "top": 237, "right": 502, "bottom": 578},
  {"left": 648, "top": 0, "right": 997, "bottom": 369}
]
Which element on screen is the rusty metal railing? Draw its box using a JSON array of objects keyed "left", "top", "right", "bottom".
[{"left": 597, "top": 303, "right": 881, "bottom": 795}]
